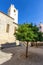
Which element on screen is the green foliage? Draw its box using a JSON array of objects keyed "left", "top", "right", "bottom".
[
  {"left": 32, "top": 25, "right": 43, "bottom": 41},
  {"left": 14, "top": 23, "right": 43, "bottom": 42},
  {"left": 14, "top": 24, "right": 36, "bottom": 42},
  {"left": 37, "top": 32, "right": 43, "bottom": 41}
]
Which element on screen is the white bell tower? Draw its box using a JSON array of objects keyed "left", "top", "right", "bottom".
[{"left": 8, "top": 4, "right": 18, "bottom": 24}]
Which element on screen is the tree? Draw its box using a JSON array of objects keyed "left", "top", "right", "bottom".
[
  {"left": 37, "top": 32, "right": 43, "bottom": 41},
  {"left": 32, "top": 25, "right": 43, "bottom": 47},
  {"left": 14, "top": 24, "right": 36, "bottom": 57},
  {"left": 31, "top": 25, "right": 39, "bottom": 46}
]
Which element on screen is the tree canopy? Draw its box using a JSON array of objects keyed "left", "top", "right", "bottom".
[
  {"left": 15, "top": 24, "right": 36, "bottom": 42},
  {"left": 14, "top": 23, "right": 43, "bottom": 42},
  {"left": 32, "top": 25, "right": 43, "bottom": 42}
]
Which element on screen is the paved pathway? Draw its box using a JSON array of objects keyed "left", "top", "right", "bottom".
[
  {"left": 0, "top": 45, "right": 43, "bottom": 65},
  {"left": 28, "top": 47, "right": 43, "bottom": 55},
  {"left": 0, "top": 50, "right": 12, "bottom": 64}
]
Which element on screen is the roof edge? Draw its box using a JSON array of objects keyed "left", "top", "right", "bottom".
[
  {"left": 0, "top": 11, "right": 18, "bottom": 25},
  {"left": 0, "top": 11, "right": 14, "bottom": 20}
]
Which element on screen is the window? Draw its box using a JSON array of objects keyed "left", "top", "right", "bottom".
[
  {"left": 40, "top": 26, "right": 42, "bottom": 29},
  {"left": 14, "top": 27, "right": 16, "bottom": 33},
  {"left": 14, "top": 10, "right": 16, "bottom": 12},
  {"left": 6, "top": 24, "right": 9, "bottom": 33}
]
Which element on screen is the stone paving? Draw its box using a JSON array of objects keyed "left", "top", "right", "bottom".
[
  {"left": 0, "top": 50, "right": 12, "bottom": 65},
  {"left": 0, "top": 45, "right": 43, "bottom": 65}
]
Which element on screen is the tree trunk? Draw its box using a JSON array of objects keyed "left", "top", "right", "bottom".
[{"left": 26, "top": 42, "right": 28, "bottom": 58}]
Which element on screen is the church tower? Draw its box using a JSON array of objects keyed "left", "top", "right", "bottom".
[{"left": 8, "top": 4, "right": 18, "bottom": 24}]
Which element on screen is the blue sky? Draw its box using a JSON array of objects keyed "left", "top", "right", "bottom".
[{"left": 0, "top": 0, "right": 43, "bottom": 25}]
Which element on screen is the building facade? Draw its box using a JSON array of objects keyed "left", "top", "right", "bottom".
[
  {"left": 0, "top": 4, "right": 19, "bottom": 45},
  {"left": 39, "top": 23, "right": 43, "bottom": 32}
]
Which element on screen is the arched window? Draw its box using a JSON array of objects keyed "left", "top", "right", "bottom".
[{"left": 14, "top": 10, "right": 16, "bottom": 12}]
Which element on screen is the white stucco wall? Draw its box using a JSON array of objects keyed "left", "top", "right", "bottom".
[
  {"left": 0, "top": 12, "right": 18, "bottom": 44},
  {"left": 39, "top": 23, "right": 43, "bottom": 32}
]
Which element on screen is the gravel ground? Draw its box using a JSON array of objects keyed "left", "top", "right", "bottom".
[{"left": 0, "top": 45, "right": 43, "bottom": 65}]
